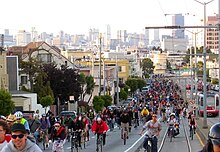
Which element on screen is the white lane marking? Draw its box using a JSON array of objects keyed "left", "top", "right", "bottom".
[{"left": 124, "top": 130, "right": 147, "bottom": 152}]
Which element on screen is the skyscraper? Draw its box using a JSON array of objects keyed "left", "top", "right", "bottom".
[
  {"left": 172, "top": 14, "right": 184, "bottom": 38},
  {"left": 154, "top": 29, "right": 160, "bottom": 41},
  {"left": 16, "top": 30, "right": 31, "bottom": 46},
  {"left": 144, "top": 29, "right": 149, "bottom": 46}
]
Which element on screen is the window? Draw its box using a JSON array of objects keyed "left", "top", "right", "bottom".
[
  {"left": 118, "top": 66, "right": 122, "bottom": 72},
  {"left": 216, "top": 96, "right": 219, "bottom": 106},
  {"left": 38, "top": 54, "right": 52, "bottom": 63},
  {"left": 21, "top": 76, "right": 28, "bottom": 84}
]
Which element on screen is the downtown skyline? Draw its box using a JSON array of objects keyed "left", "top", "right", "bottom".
[{"left": 0, "top": 0, "right": 218, "bottom": 39}]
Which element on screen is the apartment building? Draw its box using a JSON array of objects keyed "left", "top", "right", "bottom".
[
  {"left": 207, "top": 14, "right": 219, "bottom": 52},
  {"left": 0, "top": 52, "right": 8, "bottom": 90}
]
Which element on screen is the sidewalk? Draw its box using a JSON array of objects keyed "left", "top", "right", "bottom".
[{"left": 195, "top": 117, "right": 211, "bottom": 147}]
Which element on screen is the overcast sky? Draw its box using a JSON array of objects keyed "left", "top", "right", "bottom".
[{"left": 0, "top": 0, "right": 218, "bottom": 38}]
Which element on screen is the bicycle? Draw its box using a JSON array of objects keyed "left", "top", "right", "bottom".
[
  {"left": 81, "top": 130, "right": 87, "bottom": 149},
  {"left": 39, "top": 129, "right": 48, "bottom": 150},
  {"left": 96, "top": 133, "right": 103, "bottom": 152},
  {"left": 52, "top": 139, "right": 64, "bottom": 152},
  {"left": 190, "top": 125, "right": 195, "bottom": 140},
  {"left": 143, "top": 135, "right": 156, "bottom": 152},
  {"left": 121, "top": 126, "right": 128, "bottom": 145},
  {"left": 134, "top": 118, "right": 139, "bottom": 128},
  {"left": 70, "top": 130, "right": 80, "bottom": 152},
  {"left": 168, "top": 125, "right": 174, "bottom": 142}
]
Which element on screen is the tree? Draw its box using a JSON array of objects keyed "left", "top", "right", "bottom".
[
  {"left": 93, "top": 96, "right": 104, "bottom": 112},
  {"left": 212, "top": 79, "right": 219, "bottom": 84},
  {"left": 183, "top": 46, "right": 212, "bottom": 64},
  {"left": 123, "top": 85, "right": 130, "bottom": 94},
  {"left": 141, "top": 58, "right": 155, "bottom": 75},
  {"left": 40, "top": 95, "right": 53, "bottom": 113},
  {"left": 0, "top": 89, "right": 15, "bottom": 116},
  {"left": 136, "top": 78, "right": 146, "bottom": 90},
  {"left": 119, "top": 89, "right": 128, "bottom": 101},
  {"left": 42, "top": 63, "right": 81, "bottom": 104},
  {"left": 101, "top": 95, "right": 112, "bottom": 107},
  {"left": 19, "top": 58, "right": 42, "bottom": 92},
  {"left": 78, "top": 73, "right": 95, "bottom": 103},
  {"left": 125, "top": 78, "right": 138, "bottom": 96}
]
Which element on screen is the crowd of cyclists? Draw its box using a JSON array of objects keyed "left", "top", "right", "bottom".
[{"left": 0, "top": 75, "right": 219, "bottom": 152}]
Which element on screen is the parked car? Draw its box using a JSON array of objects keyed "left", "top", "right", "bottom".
[{"left": 59, "top": 111, "right": 76, "bottom": 118}]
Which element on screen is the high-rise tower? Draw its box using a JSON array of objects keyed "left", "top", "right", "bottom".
[{"left": 172, "top": 14, "right": 185, "bottom": 38}]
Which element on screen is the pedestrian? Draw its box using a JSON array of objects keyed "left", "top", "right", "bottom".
[{"left": 1, "top": 123, "right": 42, "bottom": 152}]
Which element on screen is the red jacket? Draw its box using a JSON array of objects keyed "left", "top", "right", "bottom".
[{"left": 91, "top": 120, "right": 108, "bottom": 134}]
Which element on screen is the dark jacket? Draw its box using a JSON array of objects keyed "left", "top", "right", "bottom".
[
  {"left": 199, "top": 140, "right": 213, "bottom": 152},
  {"left": 120, "top": 113, "right": 131, "bottom": 123},
  {"left": 50, "top": 126, "right": 66, "bottom": 141}
]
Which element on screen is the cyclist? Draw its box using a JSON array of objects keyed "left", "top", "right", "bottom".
[
  {"left": 141, "top": 107, "right": 149, "bottom": 123},
  {"left": 189, "top": 114, "right": 197, "bottom": 136},
  {"left": 87, "top": 109, "right": 95, "bottom": 122},
  {"left": 14, "top": 111, "right": 30, "bottom": 133},
  {"left": 120, "top": 109, "right": 131, "bottom": 139},
  {"left": 133, "top": 108, "right": 139, "bottom": 128},
  {"left": 139, "top": 113, "right": 161, "bottom": 152},
  {"left": 91, "top": 117, "right": 108, "bottom": 146},
  {"left": 38, "top": 114, "right": 50, "bottom": 148},
  {"left": 69, "top": 115, "right": 84, "bottom": 148},
  {"left": 200, "top": 122, "right": 220, "bottom": 152},
  {"left": 49, "top": 121, "right": 66, "bottom": 151},
  {"left": 167, "top": 113, "right": 179, "bottom": 136}
]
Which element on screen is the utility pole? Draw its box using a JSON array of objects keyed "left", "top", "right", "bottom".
[
  {"left": 218, "top": 0, "right": 220, "bottom": 122},
  {"left": 0, "top": 34, "right": 4, "bottom": 55},
  {"left": 103, "top": 60, "right": 106, "bottom": 95},
  {"left": 99, "top": 33, "right": 102, "bottom": 96},
  {"left": 194, "top": 0, "right": 214, "bottom": 129},
  {"left": 116, "top": 56, "right": 119, "bottom": 105},
  {"left": 190, "top": 47, "right": 193, "bottom": 100},
  {"left": 195, "top": 32, "right": 199, "bottom": 119}
]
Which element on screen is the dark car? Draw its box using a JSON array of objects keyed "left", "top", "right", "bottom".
[{"left": 59, "top": 111, "right": 76, "bottom": 118}]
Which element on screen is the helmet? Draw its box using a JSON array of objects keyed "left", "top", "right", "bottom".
[
  {"left": 6, "top": 114, "right": 16, "bottom": 122},
  {"left": 42, "top": 114, "right": 46, "bottom": 117},
  {"left": 14, "top": 111, "right": 23, "bottom": 119},
  {"left": 96, "top": 117, "right": 102, "bottom": 122},
  {"left": 170, "top": 113, "right": 175, "bottom": 117},
  {"left": 208, "top": 122, "right": 220, "bottom": 146},
  {"left": 0, "top": 115, "right": 6, "bottom": 120}
]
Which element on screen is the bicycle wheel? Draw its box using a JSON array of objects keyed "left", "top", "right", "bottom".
[
  {"left": 123, "top": 131, "right": 127, "bottom": 145},
  {"left": 147, "top": 144, "right": 151, "bottom": 152},
  {"left": 169, "top": 130, "right": 172, "bottom": 142},
  {"left": 42, "top": 133, "right": 46, "bottom": 150},
  {"left": 100, "top": 136, "right": 103, "bottom": 152},
  {"left": 190, "top": 129, "right": 193, "bottom": 140}
]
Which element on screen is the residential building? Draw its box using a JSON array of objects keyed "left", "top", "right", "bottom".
[
  {"left": 10, "top": 90, "right": 44, "bottom": 115},
  {"left": 6, "top": 56, "right": 19, "bottom": 91},
  {"left": 148, "top": 51, "right": 167, "bottom": 74},
  {"left": 207, "top": 14, "right": 219, "bottom": 52},
  {"left": 0, "top": 52, "right": 8, "bottom": 90}
]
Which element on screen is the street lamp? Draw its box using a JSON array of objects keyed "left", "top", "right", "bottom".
[{"left": 193, "top": 0, "right": 215, "bottom": 128}]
